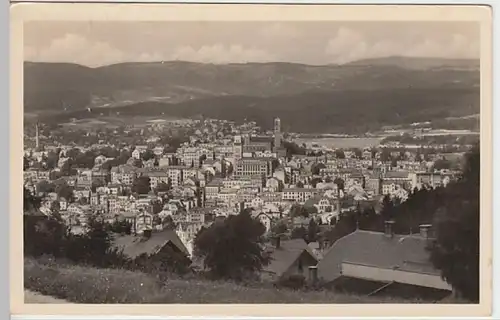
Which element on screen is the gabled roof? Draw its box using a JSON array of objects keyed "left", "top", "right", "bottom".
[
  {"left": 112, "top": 229, "right": 189, "bottom": 259},
  {"left": 317, "top": 229, "right": 439, "bottom": 283},
  {"left": 263, "top": 239, "right": 318, "bottom": 277}
]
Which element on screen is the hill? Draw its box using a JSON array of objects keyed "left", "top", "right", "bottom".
[
  {"left": 40, "top": 86, "right": 479, "bottom": 134},
  {"left": 25, "top": 57, "right": 479, "bottom": 109},
  {"left": 25, "top": 57, "right": 480, "bottom": 133},
  {"left": 24, "top": 257, "right": 429, "bottom": 304},
  {"left": 346, "top": 56, "right": 479, "bottom": 71}
]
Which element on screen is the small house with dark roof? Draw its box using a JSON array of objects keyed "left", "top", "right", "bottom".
[
  {"left": 112, "top": 228, "right": 190, "bottom": 261},
  {"left": 317, "top": 222, "right": 452, "bottom": 294},
  {"left": 262, "top": 238, "right": 319, "bottom": 282}
]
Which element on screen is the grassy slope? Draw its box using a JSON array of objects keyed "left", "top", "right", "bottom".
[{"left": 25, "top": 257, "right": 420, "bottom": 304}]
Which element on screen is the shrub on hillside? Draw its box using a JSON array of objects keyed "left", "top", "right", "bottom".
[
  {"left": 24, "top": 258, "right": 164, "bottom": 303},
  {"left": 24, "top": 213, "right": 129, "bottom": 268},
  {"left": 193, "top": 209, "right": 270, "bottom": 281},
  {"left": 24, "top": 214, "right": 68, "bottom": 258},
  {"left": 276, "top": 275, "right": 306, "bottom": 290}
]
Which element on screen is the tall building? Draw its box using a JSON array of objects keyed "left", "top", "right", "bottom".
[
  {"left": 273, "top": 117, "right": 281, "bottom": 151},
  {"left": 233, "top": 135, "right": 243, "bottom": 160},
  {"left": 35, "top": 122, "right": 40, "bottom": 150}
]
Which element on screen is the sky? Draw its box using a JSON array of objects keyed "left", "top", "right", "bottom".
[{"left": 24, "top": 21, "right": 480, "bottom": 67}]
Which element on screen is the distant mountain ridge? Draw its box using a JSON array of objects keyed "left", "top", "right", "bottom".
[{"left": 24, "top": 56, "right": 479, "bottom": 112}]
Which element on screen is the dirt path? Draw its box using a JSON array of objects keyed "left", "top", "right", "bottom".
[{"left": 24, "top": 290, "right": 71, "bottom": 304}]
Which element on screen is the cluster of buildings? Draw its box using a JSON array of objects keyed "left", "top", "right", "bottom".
[{"left": 24, "top": 117, "right": 460, "bottom": 271}]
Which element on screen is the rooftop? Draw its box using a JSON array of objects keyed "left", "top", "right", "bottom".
[
  {"left": 112, "top": 229, "right": 189, "bottom": 259},
  {"left": 318, "top": 229, "right": 439, "bottom": 282}
]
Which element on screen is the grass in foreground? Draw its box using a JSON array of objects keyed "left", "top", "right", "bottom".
[{"left": 24, "top": 257, "right": 427, "bottom": 304}]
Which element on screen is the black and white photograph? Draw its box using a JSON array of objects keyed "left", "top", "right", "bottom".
[{"left": 13, "top": 3, "right": 492, "bottom": 316}]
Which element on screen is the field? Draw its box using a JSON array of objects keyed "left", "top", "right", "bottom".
[
  {"left": 294, "top": 137, "right": 384, "bottom": 149},
  {"left": 24, "top": 257, "right": 422, "bottom": 304},
  {"left": 55, "top": 115, "right": 191, "bottom": 130}
]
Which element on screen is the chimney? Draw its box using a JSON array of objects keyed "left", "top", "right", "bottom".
[
  {"left": 419, "top": 224, "right": 432, "bottom": 239},
  {"left": 384, "top": 220, "right": 395, "bottom": 238},
  {"left": 309, "top": 266, "right": 318, "bottom": 285}
]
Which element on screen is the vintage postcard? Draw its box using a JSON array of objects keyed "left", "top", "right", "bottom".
[{"left": 10, "top": 3, "right": 493, "bottom": 318}]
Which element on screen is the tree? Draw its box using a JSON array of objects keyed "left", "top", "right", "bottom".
[
  {"left": 132, "top": 158, "right": 143, "bottom": 168},
  {"left": 290, "top": 204, "right": 309, "bottom": 218},
  {"left": 108, "top": 219, "right": 132, "bottom": 235},
  {"left": 24, "top": 213, "right": 69, "bottom": 258},
  {"left": 391, "top": 157, "right": 399, "bottom": 168},
  {"left": 74, "top": 150, "right": 96, "bottom": 169},
  {"left": 56, "top": 183, "right": 74, "bottom": 202},
  {"left": 91, "top": 179, "right": 105, "bottom": 193},
  {"left": 380, "top": 194, "right": 396, "bottom": 221},
  {"left": 311, "top": 163, "right": 326, "bottom": 175},
  {"left": 433, "top": 158, "right": 452, "bottom": 171},
  {"left": 162, "top": 215, "right": 176, "bottom": 230},
  {"left": 353, "top": 148, "right": 362, "bottom": 159},
  {"left": 36, "top": 180, "right": 56, "bottom": 194},
  {"left": 132, "top": 176, "right": 151, "bottom": 194},
  {"left": 50, "top": 200, "right": 60, "bottom": 214},
  {"left": 45, "top": 151, "right": 59, "bottom": 170},
  {"left": 283, "top": 141, "right": 306, "bottom": 157},
  {"left": 157, "top": 180, "right": 171, "bottom": 193},
  {"left": 333, "top": 177, "right": 345, "bottom": 191},
  {"left": 296, "top": 181, "right": 305, "bottom": 188},
  {"left": 193, "top": 210, "right": 269, "bottom": 280},
  {"left": 151, "top": 201, "right": 163, "bottom": 215},
  {"left": 142, "top": 150, "right": 155, "bottom": 161},
  {"left": 335, "top": 149, "right": 346, "bottom": 159},
  {"left": 380, "top": 149, "right": 392, "bottom": 162},
  {"left": 65, "top": 148, "right": 81, "bottom": 160},
  {"left": 307, "top": 218, "right": 320, "bottom": 243},
  {"left": 291, "top": 226, "right": 307, "bottom": 240},
  {"left": 60, "top": 160, "right": 77, "bottom": 176},
  {"left": 427, "top": 145, "right": 479, "bottom": 302},
  {"left": 305, "top": 205, "right": 318, "bottom": 215},
  {"left": 310, "top": 177, "right": 322, "bottom": 188},
  {"left": 271, "top": 221, "right": 288, "bottom": 235},
  {"left": 64, "top": 214, "right": 127, "bottom": 268},
  {"left": 24, "top": 156, "right": 30, "bottom": 170},
  {"left": 24, "top": 187, "right": 41, "bottom": 212}
]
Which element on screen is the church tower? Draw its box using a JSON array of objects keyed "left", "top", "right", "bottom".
[
  {"left": 273, "top": 117, "right": 282, "bottom": 151},
  {"left": 35, "top": 122, "right": 40, "bottom": 150}
]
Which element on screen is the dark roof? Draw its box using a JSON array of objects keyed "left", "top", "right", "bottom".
[
  {"left": 112, "top": 229, "right": 189, "bottom": 259},
  {"left": 317, "top": 230, "right": 439, "bottom": 283},
  {"left": 263, "top": 239, "right": 318, "bottom": 277}
]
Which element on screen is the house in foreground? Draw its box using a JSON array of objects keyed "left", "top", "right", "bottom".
[
  {"left": 112, "top": 228, "right": 191, "bottom": 264},
  {"left": 262, "top": 238, "right": 319, "bottom": 282},
  {"left": 317, "top": 221, "right": 453, "bottom": 300}
]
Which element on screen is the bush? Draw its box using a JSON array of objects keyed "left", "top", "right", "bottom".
[
  {"left": 24, "top": 213, "right": 129, "bottom": 269},
  {"left": 25, "top": 257, "right": 423, "bottom": 304},
  {"left": 24, "top": 257, "right": 164, "bottom": 303},
  {"left": 276, "top": 275, "right": 306, "bottom": 290}
]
